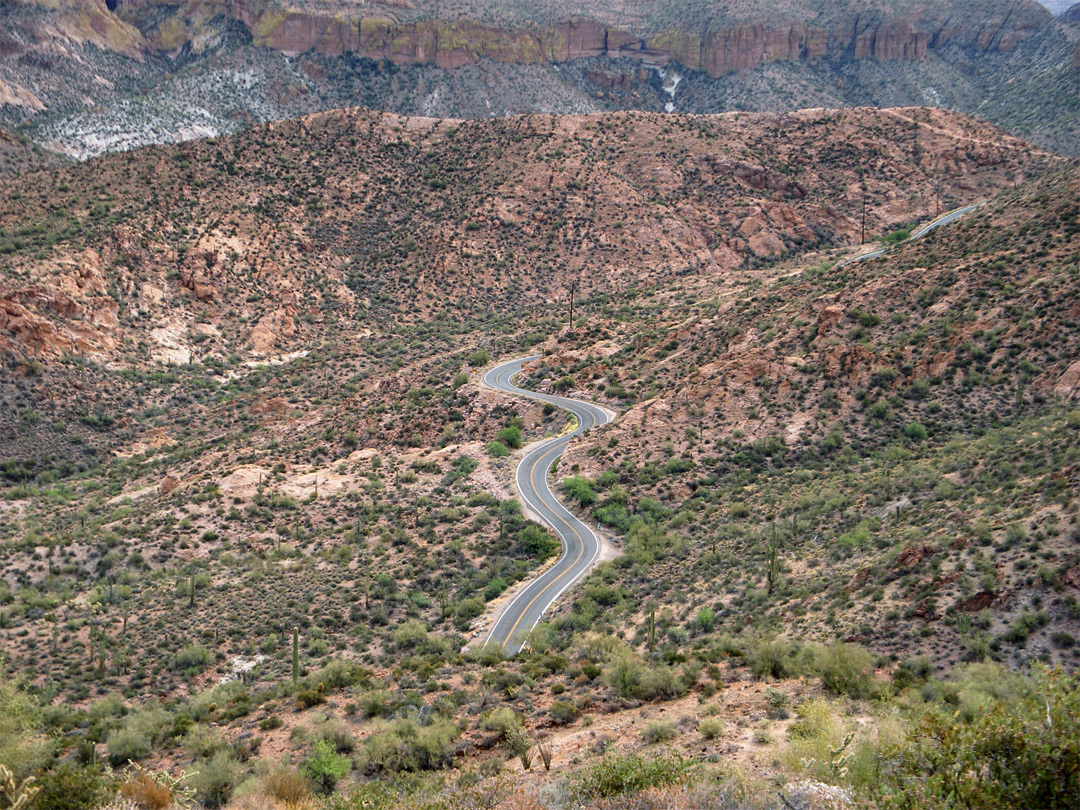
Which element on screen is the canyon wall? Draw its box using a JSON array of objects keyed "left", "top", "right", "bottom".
[
  {"left": 231, "top": 6, "right": 1044, "bottom": 74},
  {"left": 104, "top": 0, "right": 1049, "bottom": 74}
]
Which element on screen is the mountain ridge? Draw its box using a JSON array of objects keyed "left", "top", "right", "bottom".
[{"left": 1, "top": 0, "right": 1079, "bottom": 161}]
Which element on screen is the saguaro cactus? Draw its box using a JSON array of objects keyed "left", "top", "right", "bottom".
[{"left": 292, "top": 627, "right": 299, "bottom": 685}]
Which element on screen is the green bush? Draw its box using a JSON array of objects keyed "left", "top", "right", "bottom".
[
  {"left": 304, "top": 739, "right": 351, "bottom": 794},
  {"left": 572, "top": 753, "right": 695, "bottom": 801},
  {"left": 486, "top": 441, "right": 509, "bottom": 458},
  {"left": 874, "top": 666, "right": 1080, "bottom": 809},
  {"left": 454, "top": 598, "right": 484, "bottom": 630},
  {"left": 560, "top": 476, "right": 597, "bottom": 506},
  {"left": 171, "top": 643, "right": 212, "bottom": 675},
  {"left": 642, "top": 721, "right": 678, "bottom": 743},
  {"left": 105, "top": 726, "right": 151, "bottom": 766},
  {"left": 479, "top": 707, "right": 522, "bottom": 737},
  {"left": 517, "top": 524, "right": 560, "bottom": 559},
  {"left": 903, "top": 422, "right": 928, "bottom": 441},
  {"left": 0, "top": 681, "right": 50, "bottom": 780},
  {"left": 33, "top": 761, "right": 114, "bottom": 810},
  {"left": 495, "top": 425, "right": 522, "bottom": 449},
  {"left": 814, "top": 643, "right": 876, "bottom": 699},
  {"left": 698, "top": 717, "right": 724, "bottom": 740},
  {"left": 550, "top": 700, "right": 579, "bottom": 725},
  {"left": 191, "top": 750, "right": 241, "bottom": 809},
  {"left": 356, "top": 717, "right": 459, "bottom": 773},
  {"left": 747, "top": 635, "right": 799, "bottom": 681},
  {"left": 466, "top": 350, "right": 490, "bottom": 367}
]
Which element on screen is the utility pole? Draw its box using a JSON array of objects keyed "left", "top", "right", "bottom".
[
  {"left": 861, "top": 194, "right": 867, "bottom": 244},
  {"left": 568, "top": 280, "right": 576, "bottom": 328}
]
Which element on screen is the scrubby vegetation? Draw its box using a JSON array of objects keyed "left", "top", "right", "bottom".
[{"left": 0, "top": 98, "right": 1078, "bottom": 809}]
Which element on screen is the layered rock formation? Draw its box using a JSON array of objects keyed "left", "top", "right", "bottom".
[{"left": 161, "top": 2, "right": 1049, "bottom": 75}]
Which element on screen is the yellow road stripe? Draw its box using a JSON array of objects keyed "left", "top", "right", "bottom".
[{"left": 499, "top": 441, "right": 585, "bottom": 650}]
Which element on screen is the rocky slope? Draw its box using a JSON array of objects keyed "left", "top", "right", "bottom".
[
  {"left": 1, "top": 0, "right": 1079, "bottom": 158},
  {"left": 0, "top": 106, "right": 1053, "bottom": 372},
  {"left": 0, "top": 106, "right": 1076, "bottom": 809}
]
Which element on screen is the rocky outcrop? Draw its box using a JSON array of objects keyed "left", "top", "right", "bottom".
[
  {"left": 186, "top": 3, "right": 1048, "bottom": 76},
  {"left": 95, "top": 0, "right": 1053, "bottom": 75}
]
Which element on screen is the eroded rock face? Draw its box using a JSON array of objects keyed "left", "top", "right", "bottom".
[
  {"left": 94, "top": 0, "right": 1054, "bottom": 74},
  {"left": 273, "top": 12, "right": 1039, "bottom": 74}
]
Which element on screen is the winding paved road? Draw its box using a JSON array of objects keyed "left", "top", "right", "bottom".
[
  {"left": 845, "top": 202, "right": 982, "bottom": 264},
  {"left": 481, "top": 356, "right": 611, "bottom": 654}
]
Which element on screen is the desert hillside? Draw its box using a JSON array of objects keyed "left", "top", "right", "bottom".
[{"left": 0, "top": 104, "right": 1077, "bottom": 810}]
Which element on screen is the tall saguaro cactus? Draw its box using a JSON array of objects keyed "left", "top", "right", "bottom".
[{"left": 292, "top": 627, "right": 299, "bottom": 685}]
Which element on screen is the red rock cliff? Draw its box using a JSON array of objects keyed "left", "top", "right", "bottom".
[{"left": 110, "top": 0, "right": 1052, "bottom": 75}]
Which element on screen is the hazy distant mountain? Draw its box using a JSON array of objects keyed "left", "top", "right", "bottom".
[{"left": 1038, "top": 0, "right": 1076, "bottom": 15}]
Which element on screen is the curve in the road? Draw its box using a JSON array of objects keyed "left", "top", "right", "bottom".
[
  {"left": 844, "top": 202, "right": 982, "bottom": 265},
  {"left": 481, "top": 356, "right": 611, "bottom": 655}
]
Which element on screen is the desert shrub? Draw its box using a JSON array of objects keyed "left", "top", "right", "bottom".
[
  {"left": 486, "top": 441, "right": 509, "bottom": 458},
  {"left": 260, "top": 764, "right": 310, "bottom": 805},
  {"left": 32, "top": 761, "right": 114, "bottom": 810},
  {"left": 171, "top": 644, "right": 212, "bottom": 675},
  {"left": 814, "top": 643, "right": 876, "bottom": 699},
  {"left": 495, "top": 425, "right": 522, "bottom": 449},
  {"left": 746, "top": 635, "right": 799, "bottom": 681},
  {"left": 392, "top": 620, "right": 430, "bottom": 649},
  {"left": 356, "top": 717, "right": 459, "bottom": 773},
  {"left": 1003, "top": 611, "right": 1047, "bottom": 644},
  {"left": 116, "top": 770, "right": 174, "bottom": 810},
  {"left": 311, "top": 716, "right": 357, "bottom": 754},
  {"left": 483, "top": 577, "right": 509, "bottom": 601},
  {"left": 698, "top": 717, "right": 724, "bottom": 740},
  {"left": 480, "top": 707, "right": 522, "bottom": 737},
  {"left": 892, "top": 657, "right": 933, "bottom": 691},
  {"left": 517, "top": 524, "right": 559, "bottom": 559},
  {"left": 637, "top": 664, "right": 689, "bottom": 701},
  {"left": 182, "top": 724, "right": 225, "bottom": 759},
  {"left": 873, "top": 666, "right": 1080, "bottom": 809},
  {"left": 903, "top": 422, "right": 928, "bottom": 441},
  {"left": 572, "top": 753, "right": 695, "bottom": 801},
  {"left": 309, "top": 659, "right": 374, "bottom": 691},
  {"left": 305, "top": 739, "right": 351, "bottom": 795},
  {"left": 296, "top": 686, "right": 326, "bottom": 709},
  {"left": 549, "top": 700, "right": 579, "bottom": 725},
  {"left": 642, "top": 721, "right": 678, "bottom": 744},
  {"left": 0, "top": 695, "right": 49, "bottom": 785},
  {"left": 560, "top": 476, "right": 597, "bottom": 506},
  {"left": 191, "top": 750, "right": 242, "bottom": 809},
  {"left": 783, "top": 698, "right": 891, "bottom": 792},
  {"left": 504, "top": 725, "right": 533, "bottom": 770},
  {"left": 105, "top": 726, "right": 151, "bottom": 766},
  {"left": 454, "top": 598, "right": 484, "bottom": 630},
  {"left": 604, "top": 655, "right": 643, "bottom": 699},
  {"left": 356, "top": 689, "right": 396, "bottom": 719}
]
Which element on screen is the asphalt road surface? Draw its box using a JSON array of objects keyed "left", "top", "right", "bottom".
[
  {"left": 481, "top": 356, "right": 611, "bottom": 654},
  {"left": 847, "top": 202, "right": 982, "bottom": 264}
]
